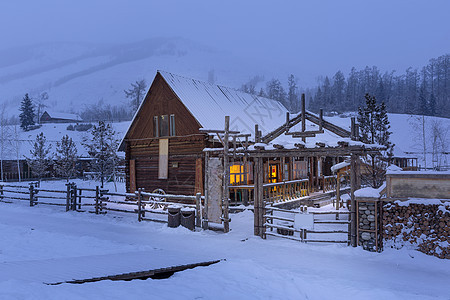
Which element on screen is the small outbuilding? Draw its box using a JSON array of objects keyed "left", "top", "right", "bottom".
[{"left": 40, "top": 111, "right": 82, "bottom": 124}]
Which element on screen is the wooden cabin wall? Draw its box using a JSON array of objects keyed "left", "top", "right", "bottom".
[{"left": 125, "top": 135, "right": 207, "bottom": 196}]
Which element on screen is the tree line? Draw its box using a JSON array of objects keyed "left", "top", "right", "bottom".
[
  {"left": 240, "top": 53, "right": 449, "bottom": 118},
  {"left": 309, "top": 54, "right": 449, "bottom": 117}
]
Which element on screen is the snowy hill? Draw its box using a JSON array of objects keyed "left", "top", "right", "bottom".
[{"left": 0, "top": 38, "right": 290, "bottom": 117}]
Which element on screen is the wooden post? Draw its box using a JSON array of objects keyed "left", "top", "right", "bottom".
[
  {"left": 243, "top": 136, "right": 249, "bottom": 206},
  {"left": 254, "top": 157, "right": 264, "bottom": 237},
  {"left": 350, "top": 154, "right": 357, "bottom": 247},
  {"left": 137, "top": 188, "right": 142, "bottom": 222},
  {"left": 72, "top": 183, "right": 77, "bottom": 211},
  {"left": 351, "top": 117, "right": 355, "bottom": 140},
  {"left": 95, "top": 186, "right": 99, "bottom": 214},
  {"left": 78, "top": 188, "right": 82, "bottom": 211},
  {"left": 285, "top": 112, "right": 290, "bottom": 133},
  {"left": 255, "top": 124, "right": 259, "bottom": 143},
  {"left": 223, "top": 116, "right": 230, "bottom": 233},
  {"left": 203, "top": 151, "right": 209, "bottom": 230},
  {"left": 195, "top": 192, "right": 201, "bottom": 228},
  {"left": 0, "top": 184, "right": 3, "bottom": 201},
  {"left": 29, "top": 183, "right": 35, "bottom": 207},
  {"left": 319, "top": 109, "right": 323, "bottom": 132},
  {"left": 336, "top": 173, "right": 341, "bottom": 210},
  {"left": 301, "top": 94, "right": 306, "bottom": 143},
  {"left": 65, "top": 183, "right": 71, "bottom": 211}
]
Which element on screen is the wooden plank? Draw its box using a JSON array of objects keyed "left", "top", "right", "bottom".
[
  {"left": 130, "top": 159, "right": 136, "bottom": 193},
  {"left": 194, "top": 158, "right": 203, "bottom": 195},
  {"left": 158, "top": 139, "right": 169, "bottom": 179}
]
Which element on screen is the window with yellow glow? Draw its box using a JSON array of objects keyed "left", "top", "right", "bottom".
[{"left": 230, "top": 164, "right": 246, "bottom": 185}]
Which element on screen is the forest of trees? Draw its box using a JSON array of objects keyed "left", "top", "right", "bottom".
[
  {"left": 309, "top": 54, "right": 449, "bottom": 117},
  {"left": 241, "top": 54, "right": 449, "bottom": 118}
]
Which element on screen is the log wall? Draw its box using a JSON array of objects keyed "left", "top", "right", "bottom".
[{"left": 125, "top": 135, "right": 208, "bottom": 198}]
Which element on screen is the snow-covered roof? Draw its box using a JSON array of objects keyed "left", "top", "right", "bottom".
[
  {"left": 331, "top": 161, "right": 350, "bottom": 172},
  {"left": 42, "top": 111, "right": 82, "bottom": 121},
  {"left": 159, "top": 71, "right": 287, "bottom": 137}
]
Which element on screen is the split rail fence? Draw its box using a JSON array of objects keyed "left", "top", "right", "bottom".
[{"left": 0, "top": 183, "right": 204, "bottom": 228}]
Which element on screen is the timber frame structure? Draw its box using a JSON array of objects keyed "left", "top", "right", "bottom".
[{"left": 120, "top": 71, "right": 385, "bottom": 245}]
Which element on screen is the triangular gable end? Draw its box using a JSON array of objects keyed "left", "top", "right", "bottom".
[{"left": 119, "top": 72, "right": 204, "bottom": 151}]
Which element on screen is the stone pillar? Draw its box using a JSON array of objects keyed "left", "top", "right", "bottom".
[{"left": 356, "top": 197, "right": 383, "bottom": 252}]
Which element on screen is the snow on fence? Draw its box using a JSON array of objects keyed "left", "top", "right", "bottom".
[{"left": 0, "top": 183, "right": 204, "bottom": 228}]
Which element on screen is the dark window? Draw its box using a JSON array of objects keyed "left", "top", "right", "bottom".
[
  {"left": 160, "top": 115, "right": 169, "bottom": 137},
  {"left": 170, "top": 114, "right": 176, "bottom": 136},
  {"left": 153, "top": 116, "right": 159, "bottom": 137}
]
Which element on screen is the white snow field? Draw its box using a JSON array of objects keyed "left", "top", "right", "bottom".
[{"left": 1, "top": 180, "right": 449, "bottom": 300}]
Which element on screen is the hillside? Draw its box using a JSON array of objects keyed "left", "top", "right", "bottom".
[{"left": 0, "top": 38, "right": 291, "bottom": 117}]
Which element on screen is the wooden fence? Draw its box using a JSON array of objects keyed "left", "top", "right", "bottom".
[
  {"left": 263, "top": 206, "right": 350, "bottom": 244},
  {"left": 0, "top": 183, "right": 204, "bottom": 228}
]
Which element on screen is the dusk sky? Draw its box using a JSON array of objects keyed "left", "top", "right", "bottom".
[{"left": 1, "top": 0, "right": 449, "bottom": 84}]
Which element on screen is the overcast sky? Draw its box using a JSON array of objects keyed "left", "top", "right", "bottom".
[{"left": 0, "top": 0, "right": 449, "bottom": 83}]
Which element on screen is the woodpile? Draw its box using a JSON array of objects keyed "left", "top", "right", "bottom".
[{"left": 383, "top": 202, "right": 450, "bottom": 259}]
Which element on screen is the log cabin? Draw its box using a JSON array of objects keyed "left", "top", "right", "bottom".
[{"left": 119, "top": 71, "right": 380, "bottom": 203}]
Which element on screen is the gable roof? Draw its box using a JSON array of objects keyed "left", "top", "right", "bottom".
[
  {"left": 120, "top": 71, "right": 356, "bottom": 150},
  {"left": 42, "top": 111, "right": 82, "bottom": 121},
  {"left": 159, "top": 71, "right": 287, "bottom": 136}
]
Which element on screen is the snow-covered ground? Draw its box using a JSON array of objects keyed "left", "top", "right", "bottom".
[{"left": 1, "top": 180, "right": 449, "bottom": 299}]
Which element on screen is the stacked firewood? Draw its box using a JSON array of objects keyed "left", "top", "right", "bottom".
[{"left": 383, "top": 202, "right": 450, "bottom": 259}]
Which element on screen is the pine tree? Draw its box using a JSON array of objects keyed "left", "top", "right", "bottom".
[
  {"left": 287, "top": 74, "right": 299, "bottom": 113},
  {"left": 25, "top": 132, "right": 52, "bottom": 182},
  {"left": 266, "top": 79, "right": 287, "bottom": 109},
  {"left": 19, "top": 93, "right": 35, "bottom": 131},
  {"left": 82, "top": 121, "right": 119, "bottom": 188},
  {"left": 55, "top": 135, "right": 78, "bottom": 181},
  {"left": 357, "top": 94, "right": 394, "bottom": 188},
  {"left": 124, "top": 80, "right": 147, "bottom": 115}
]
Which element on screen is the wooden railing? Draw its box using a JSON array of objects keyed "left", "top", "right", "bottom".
[
  {"left": 322, "top": 175, "right": 337, "bottom": 193},
  {"left": 229, "top": 179, "right": 310, "bottom": 205},
  {"left": 263, "top": 179, "right": 310, "bottom": 203}
]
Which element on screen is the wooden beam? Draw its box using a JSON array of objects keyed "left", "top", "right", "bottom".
[
  {"left": 199, "top": 129, "right": 240, "bottom": 134},
  {"left": 301, "top": 93, "right": 306, "bottom": 143},
  {"left": 350, "top": 154, "right": 357, "bottom": 247},
  {"left": 222, "top": 116, "right": 230, "bottom": 233}
]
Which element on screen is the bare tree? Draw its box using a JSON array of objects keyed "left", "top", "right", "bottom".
[
  {"left": 430, "top": 120, "right": 449, "bottom": 170},
  {"left": 124, "top": 80, "right": 147, "bottom": 115}
]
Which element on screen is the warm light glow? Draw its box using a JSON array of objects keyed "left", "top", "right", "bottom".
[{"left": 230, "top": 164, "right": 245, "bottom": 185}]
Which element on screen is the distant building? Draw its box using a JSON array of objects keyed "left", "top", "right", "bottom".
[{"left": 40, "top": 111, "right": 82, "bottom": 124}]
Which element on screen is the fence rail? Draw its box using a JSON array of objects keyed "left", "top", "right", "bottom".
[
  {"left": 0, "top": 183, "right": 204, "bottom": 228},
  {"left": 263, "top": 205, "right": 350, "bottom": 244}
]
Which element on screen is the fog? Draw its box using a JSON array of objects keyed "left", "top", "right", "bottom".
[{"left": 0, "top": 0, "right": 449, "bottom": 85}]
